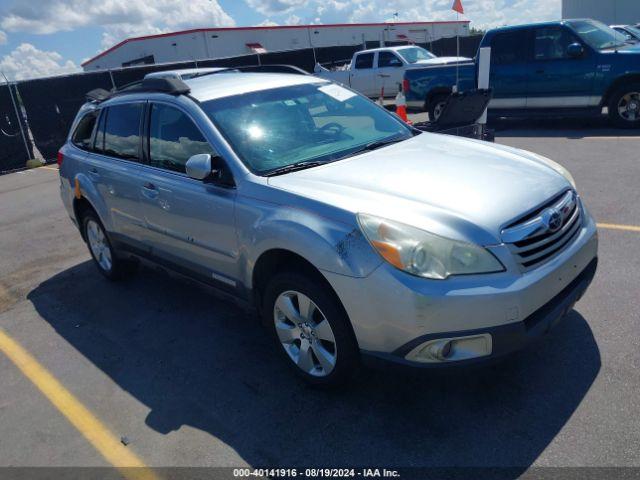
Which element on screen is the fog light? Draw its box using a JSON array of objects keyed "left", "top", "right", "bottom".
[
  {"left": 405, "top": 333, "right": 492, "bottom": 363},
  {"left": 427, "top": 340, "right": 453, "bottom": 360}
]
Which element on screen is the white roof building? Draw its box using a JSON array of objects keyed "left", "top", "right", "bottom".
[{"left": 82, "top": 21, "right": 470, "bottom": 72}]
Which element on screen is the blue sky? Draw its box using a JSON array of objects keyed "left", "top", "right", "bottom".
[{"left": 0, "top": 0, "right": 559, "bottom": 80}]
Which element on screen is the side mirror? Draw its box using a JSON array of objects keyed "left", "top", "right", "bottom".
[
  {"left": 185, "top": 153, "right": 213, "bottom": 180},
  {"left": 567, "top": 43, "right": 584, "bottom": 58}
]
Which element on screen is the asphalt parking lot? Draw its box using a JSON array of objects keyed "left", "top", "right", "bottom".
[{"left": 0, "top": 118, "right": 639, "bottom": 478}]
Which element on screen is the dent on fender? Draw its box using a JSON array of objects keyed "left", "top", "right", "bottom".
[{"left": 238, "top": 200, "right": 381, "bottom": 281}]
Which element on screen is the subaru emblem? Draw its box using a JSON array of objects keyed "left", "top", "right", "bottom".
[{"left": 546, "top": 209, "right": 563, "bottom": 233}]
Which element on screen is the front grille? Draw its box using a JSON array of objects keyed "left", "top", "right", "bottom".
[{"left": 502, "top": 190, "right": 583, "bottom": 271}]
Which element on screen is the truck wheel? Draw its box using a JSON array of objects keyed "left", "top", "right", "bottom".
[
  {"left": 608, "top": 83, "right": 640, "bottom": 128},
  {"left": 263, "top": 271, "right": 359, "bottom": 388},
  {"left": 82, "top": 210, "right": 137, "bottom": 281},
  {"left": 428, "top": 94, "right": 449, "bottom": 122}
]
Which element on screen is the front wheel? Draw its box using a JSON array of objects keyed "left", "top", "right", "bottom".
[
  {"left": 608, "top": 83, "right": 640, "bottom": 128},
  {"left": 263, "top": 271, "right": 359, "bottom": 387}
]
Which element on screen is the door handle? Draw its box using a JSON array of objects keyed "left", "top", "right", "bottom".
[
  {"left": 535, "top": 69, "right": 545, "bottom": 74},
  {"left": 141, "top": 182, "right": 159, "bottom": 199},
  {"left": 88, "top": 167, "right": 100, "bottom": 178}
]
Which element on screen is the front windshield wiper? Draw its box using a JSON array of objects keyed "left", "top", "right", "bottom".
[
  {"left": 264, "top": 160, "right": 328, "bottom": 177},
  {"left": 264, "top": 136, "right": 410, "bottom": 176},
  {"left": 333, "top": 136, "right": 409, "bottom": 161},
  {"left": 602, "top": 42, "right": 628, "bottom": 50}
]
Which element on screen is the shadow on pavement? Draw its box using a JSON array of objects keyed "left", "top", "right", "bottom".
[
  {"left": 28, "top": 261, "right": 601, "bottom": 478},
  {"left": 490, "top": 117, "right": 640, "bottom": 138}
]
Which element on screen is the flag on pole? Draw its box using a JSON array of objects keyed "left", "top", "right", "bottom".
[{"left": 452, "top": 0, "right": 463, "bottom": 92}]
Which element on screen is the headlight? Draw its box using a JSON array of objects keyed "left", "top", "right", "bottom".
[
  {"left": 530, "top": 153, "right": 576, "bottom": 189},
  {"left": 357, "top": 214, "right": 504, "bottom": 280}
]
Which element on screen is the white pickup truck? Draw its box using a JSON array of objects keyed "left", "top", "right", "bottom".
[{"left": 313, "top": 45, "right": 469, "bottom": 98}]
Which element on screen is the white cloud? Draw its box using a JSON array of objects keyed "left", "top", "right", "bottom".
[
  {"left": 0, "top": 31, "right": 7, "bottom": 45},
  {"left": 311, "top": 0, "right": 559, "bottom": 30},
  {"left": 245, "top": 0, "right": 307, "bottom": 16},
  {"left": 255, "top": 19, "right": 280, "bottom": 27},
  {"left": 0, "top": 0, "right": 235, "bottom": 48},
  {"left": 0, "top": 43, "right": 79, "bottom": 80},
  {"left": 285, "top": 14, "right": 302, "bottom": 26}
]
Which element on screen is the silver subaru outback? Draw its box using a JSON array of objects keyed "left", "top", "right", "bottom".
[{"left": 58, "top": 69, "right": 598, "bottom": 386}]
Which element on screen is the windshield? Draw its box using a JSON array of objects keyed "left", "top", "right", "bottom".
[
  {"left": 201, "top": 82, "right": 413, "bottom": 175},
  {"left": 567, "top": 20, "right": 630, "bottom": 49},
  {"left": 623, "top": 25, "right": 640, "bottom": 39},
  {"left": 397, "top": 47, "right": 437, "bottom": 63}
]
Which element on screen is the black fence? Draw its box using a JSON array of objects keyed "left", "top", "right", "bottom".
[
  {"left": 425, "top": 34, "right": 483, "bottom": 58},
  {"left": 0, "top": 36, "right": 482, "bottom": 173},
  {"left": 0, "top": 84, "right": 33, "bottom": 172}
]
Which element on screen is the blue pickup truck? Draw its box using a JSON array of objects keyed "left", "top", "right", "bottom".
[{"left": 404, "top": 19, "right": 640, "bottom": 127}]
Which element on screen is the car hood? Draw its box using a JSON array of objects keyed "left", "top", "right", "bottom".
[
  {"left": 267, "top": 133, "right": 570, "bottom": 244},
  {"left": 613, "top": 42, "right": 640, "bottom": 53}
]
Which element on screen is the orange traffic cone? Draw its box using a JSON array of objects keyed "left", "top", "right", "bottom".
[{"left": 395, "top": 90, "right": 411, "bottom": 124}]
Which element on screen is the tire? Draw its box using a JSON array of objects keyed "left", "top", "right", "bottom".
[
  {"left": 263, "top": 271, "right": 359, "bottom": 387},
  {"left": 81, "top": 210, "right": 136, "bottom": 281},
  {"left": 428, "top": 93, "right": 449, "bottom": 122},
  {"left": 608, "top": 83, "right": 640, "bottom": 129}
]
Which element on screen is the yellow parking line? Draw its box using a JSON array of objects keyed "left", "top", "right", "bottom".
[
  {"left": 0, "top": 328, "right": 158, "bottom": 480},
  {"left": 39, "top": 166, "right": 59, "bottom": 171},
  {"left": 597, "top": 222, "right": 640, "bottom": 233}
]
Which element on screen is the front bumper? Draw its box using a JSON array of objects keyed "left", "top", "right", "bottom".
[
  {"left": 362, "top": 256, "right": 597, "bottom": 369},
  {"left": 322, "top": 213, "right": 598, "bottom": 368}
]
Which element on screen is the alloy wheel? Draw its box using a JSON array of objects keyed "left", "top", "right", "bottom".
[
  {"left": 618, "top": 92, "right": 640, "bottom": 122},
  {"left": 273, "top": 290, "right": 337, "bottom": 377},
  {"left": 86, "top": 219, "right": 113, "bottom": 272},
  {"left": 433, "top": 101, "right": 446, "bottom": 121}
]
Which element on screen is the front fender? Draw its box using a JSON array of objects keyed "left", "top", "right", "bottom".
[{"left": 235, "top": 199, "right": 382, "bottom": 290}]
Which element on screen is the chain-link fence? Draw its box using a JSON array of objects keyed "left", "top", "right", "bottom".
[{"left": 0, "top": 35, "right": 482, "bottom": 174}]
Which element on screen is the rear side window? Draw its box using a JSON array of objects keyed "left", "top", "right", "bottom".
[
  {"left": 491, "top": 31, "right": 528, "bottom": 65},
  {"left": 71, "top": 111, "right": 98, "bottom": 150},
  {"left": 102, "top": 103, "right": 143, "bottom": 160},
  {"left": 354, "top": 53, "right": 374, "bottom": 69},
  {"left": 148, "top": 103, "right": 214, "bottom": 173}
]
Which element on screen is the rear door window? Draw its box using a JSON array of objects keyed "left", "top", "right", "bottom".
[
  {"left": 354, "top": 53, "right": 374, "bottom": 69},
  {"left": 491, "top": 31, "right": 529, "bottom": 65},
  {"left": 148, "top": 103, "right": 214, "bottom": 174},
  {"left": 71, "top": 111, "right": 98, "bottom": 150},
  {"left": 102, "top": 103, "right": 143, "bottom": 161}
]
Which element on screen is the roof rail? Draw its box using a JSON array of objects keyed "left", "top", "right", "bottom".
[
  {"left": 85, "top": 64, "right": 306, "bottom": 104},
  {"left": 124, "top": 76, "right": 191, "bottom": 95},
  {"left": 182, "top": 64, "right": 310, "bottom": 80},
  {"left": 85, "top": 76, "right": 191, "bottom": 104},
  {"left": 233, "top": 64, "right": 309, "bottom": 75}
]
